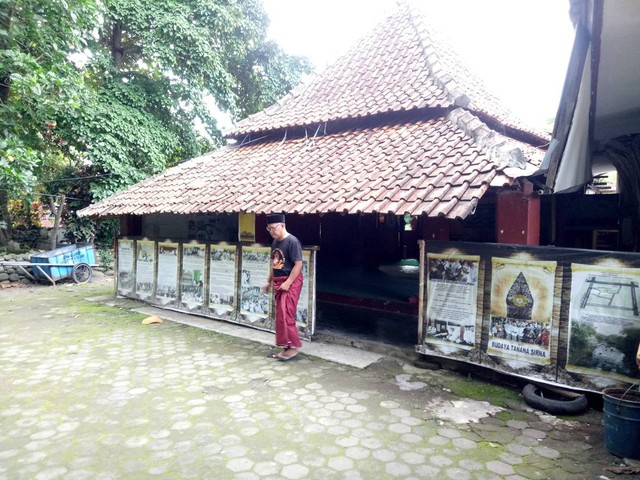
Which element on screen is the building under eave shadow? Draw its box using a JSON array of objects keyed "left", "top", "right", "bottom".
[{"left": 79, "top": 3, "right": 549, "bottom": 349}]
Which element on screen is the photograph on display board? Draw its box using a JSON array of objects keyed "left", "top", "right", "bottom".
[
  {"left": 296, "top": 251, "right": 311, "bottom": 326},
  {"left": 135, "top": 241, "right": 155, "bottom": 299},
  {"left": 156, "top": 243, "right": 178, "bottom": 304},
  {"left": 240, "top": 247, "right": 271, "bottom": 320},
  {"left": 567, "top": 263, "right": 640, "bottom": 382},
  {"left": 117, "top": 239, "right": 135, "bottom": 294},
  {"left": 488, "top": 258, "right": 556, "bottom": 366},
  {"left": 425, "top": 253, "right": 480, "bottom": 350},
  {"left": 188, "top": 216, "right": 229, "bottom": 242},
  {"left": 209, "top": 246, "right": 237, "bottom": 313},
  {"left": 180, "top": 244, "right": 206, "bottom": 309}
]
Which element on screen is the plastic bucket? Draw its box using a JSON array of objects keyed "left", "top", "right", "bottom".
[{"left": 602, "top": 388, "right": 640, "bottom": 460}]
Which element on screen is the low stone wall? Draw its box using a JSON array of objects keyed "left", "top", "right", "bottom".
[{"left": 0, "top": 252, "right": 34, "bottom": 285}]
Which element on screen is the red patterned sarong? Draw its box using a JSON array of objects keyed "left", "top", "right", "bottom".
[{"left": 273, "top": 275, "right": 303, "bottom": 348}]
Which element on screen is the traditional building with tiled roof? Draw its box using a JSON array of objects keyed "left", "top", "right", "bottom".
[
  {"left": 81, "top": 4, "right": 547, "bottom": 222},
  {"left": 79, "top": 3, "right": 550, "bottom": 345}
]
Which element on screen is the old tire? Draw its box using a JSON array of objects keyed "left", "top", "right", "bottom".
[
  {"left": 522, "top": 383, "right": 588, "bottom": 415},
  {"left": 72, "top": 263, "right": 92, "bottom": 284}
]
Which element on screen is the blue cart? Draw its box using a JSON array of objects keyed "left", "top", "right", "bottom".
[{"left": 1, "top": 244, "right": 98, "bottom": 285}]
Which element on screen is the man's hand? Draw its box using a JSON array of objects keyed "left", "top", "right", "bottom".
[
  {"left": 277, "top": 281, "right": 291, "bottom": 292},
  {"left": 261, "top": 282, "right": 271, "bottom": 295}
]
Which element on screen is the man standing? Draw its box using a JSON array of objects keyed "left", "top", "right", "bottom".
[{"left": 262, "top": 213, "right": 303, "bottom": 360}]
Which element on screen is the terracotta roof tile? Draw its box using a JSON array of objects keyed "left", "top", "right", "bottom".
[
  {"left": 227, "top": 7, "right": 456, "bottom": 138},
  {"left": 227, "top": 7, "right": 548, "bottom": 144},
  {"left": 81, "top": 112, "right": 540, "bottom": 221}
]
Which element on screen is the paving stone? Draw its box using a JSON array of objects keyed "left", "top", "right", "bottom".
[
  {"left": 522, "top": 428, "right": 547, "bottom": 440},
  {"left": 505, "top": 419, "right": 529, "bottom": 430},
  {"left": 327, "top": 456, "right": 353, "bottom": 471},
  {"left": 532, "top": 445, "right": 561, "bottom": 459},
  {"left": 458, "top": 458, "right": 483, "bottom": 471},
  {"left": 281, "top": 464, "right": 309, "bottom": 479},
  {"left": 476, "top": 429, "right": 517, "bottom": 444},
  {"left": 505, "top": 443, "right": 532, "bottom": 455},
  {"left": 499, "top": 452, "right": 524, "bottom": 465},
  {"left": 514, "top": 435, "right": 539, "bottom": 447},
  {"left": 445, "top": 467, "right": 472, "bottom": 480},
  {"left": 528, "top": 421, "right": 555, "bottom": 432},
  {"left": 430, "top": 455, "right": 453, "bottom": 467},
  {"left": 438, "top": 427, "right": 461, "bottom": 439},
  {"left": 452, "top": 437, "right": 477, "bottom": 450},
  {"left": 513, "top": 464, "right": 550, "bottom": 479},
  {"left": 384, "top": 462, "right": 411, "bottom": 477},
  {"left": 0, "top": 283, "right": 623, "bottom": 480}
]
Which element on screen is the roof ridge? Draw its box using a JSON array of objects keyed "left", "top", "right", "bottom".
[
  {"left": 447, "top": 107, "right": 537, "bottom": 171},
  {"left": 403, "top": 2, "right": 549, "bottom": 142},
  {"left": 404, "top": 3, "right": 471, "bottom": 109}
]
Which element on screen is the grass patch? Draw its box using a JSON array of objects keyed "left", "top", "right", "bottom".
[
  {"left": 446, "top": 376, "right": 521, "bottom": 408},
  {"left": 495, "top": 410, "right": 531, "bottom": 422}
]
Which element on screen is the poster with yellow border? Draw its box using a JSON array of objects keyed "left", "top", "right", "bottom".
[
  {"left": 425, "top": 253, "right": 480, "bottom": 350},
  {"left": 487, "top": 257, "right": 556, "bottom": 365},
  {"left": 567, "top": 263, "right": 640, "bottom": 382}
]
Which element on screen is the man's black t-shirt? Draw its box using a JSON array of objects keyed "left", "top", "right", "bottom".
[{"left": 271, "top": 234, "right": 303, "bottom": 277}]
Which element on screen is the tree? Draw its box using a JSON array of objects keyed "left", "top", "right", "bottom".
[
  {"left": 60, "top": 0, "right": 312, "bottom": 201},
  {"left": 1, "top": 0, "right": 312, "bottom": 245},
  {"left": 0, "top": 0, "right": 99, "bottom": 240}
]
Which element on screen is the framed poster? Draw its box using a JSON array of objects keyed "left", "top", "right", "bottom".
[
  {"left": 296, "top": 250, "right": 311, "bottom": 325},
  {"left": 117, "top": 239, "right": 135, "bottom": 295},
  {"left": 567, "top": 263, "right": 640, "bottom": 382},
  {"left": 155, "top": 242, "right": 178, "bottom": 305},
  {"left": 135, "top": 240, "right": 156, "bottom": 300},
  {"left": 487, "top": 257, "right": 556, "bottom": 366},
  {"left": 209, "top": 245, "right": 238, "bottom": 316},
  {"left": 425, "top": 253, "right": 480, "bottom": 351},
  {"left": 240, "top": 246, "right": 271, "bottom": 323},
  {"left": 180, "top": 244, "right": 206, "bottom": 309}
]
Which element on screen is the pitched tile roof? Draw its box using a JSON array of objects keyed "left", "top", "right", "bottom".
[
  {"left": 79, "top": 109, "right": 544, "bottom": 219},
  {"left": 227, "top": 4, "right": 548, "bottom": 143},
  {"left": 79, "top": 3, "right": 547, "bottom": 221}
]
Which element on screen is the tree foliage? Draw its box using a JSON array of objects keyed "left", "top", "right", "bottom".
[
  {"left": 0, "top": 0, "right": 98, "bottom": 198},
  {"left": 0, "top": 0, "right": 312, "bottom": 239}
]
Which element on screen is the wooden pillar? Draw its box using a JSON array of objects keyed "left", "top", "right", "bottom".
[{"left": 496, "top": 182, "right": 540, "bottom": 245}]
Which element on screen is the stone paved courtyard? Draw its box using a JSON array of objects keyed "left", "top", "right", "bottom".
[{"left": 0, "top": 279, "right": 635, "bottom": 479}]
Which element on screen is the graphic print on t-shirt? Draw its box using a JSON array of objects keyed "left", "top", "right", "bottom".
[{"left": 272, "top": 248, "right": 285, "bottom": 271}]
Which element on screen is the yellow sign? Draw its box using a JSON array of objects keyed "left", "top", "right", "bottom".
[{"left": 239, "top": 212, "right": 256, "bottom": 242}]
